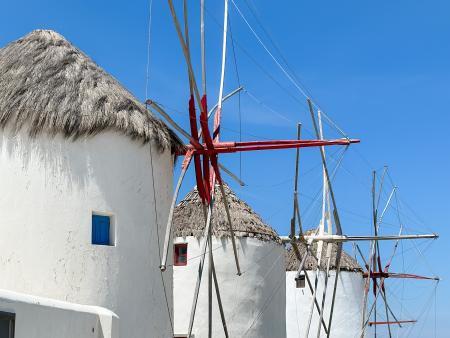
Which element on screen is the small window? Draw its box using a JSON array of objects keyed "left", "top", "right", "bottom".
[
  {"left": 174, "top": 244, "right": 188, "bottom": 266},
  {"left": 92, "top": 214, "right": 112, "bottom": 246},
  {"left": 296, "top": 274, "right": 305, "bottom": 288},
  {"left": 0, "top": 311, "right": 15, "bottom": 338}
]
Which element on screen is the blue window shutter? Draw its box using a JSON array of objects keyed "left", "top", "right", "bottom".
[{"left": 92, "top": 215, "right": 110, "bottom": 245}]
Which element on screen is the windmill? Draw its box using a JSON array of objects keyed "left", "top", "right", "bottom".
[
  {"left": 283, "top": 117, "right": 439, "bottom": 337},
  {"left": 145, "top": 1, "right": 359, "bottom": 337},
  {"left": 355, "top": 169, "right": 440, "bottom": 337}
]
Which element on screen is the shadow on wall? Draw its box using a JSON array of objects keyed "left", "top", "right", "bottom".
[{"left": 0, "top": 127, "right": 170, "bottom": 212}]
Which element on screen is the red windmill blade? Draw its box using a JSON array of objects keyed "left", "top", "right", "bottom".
[{"left": 156, "top": 0, "right": 360, "bottom": 275}]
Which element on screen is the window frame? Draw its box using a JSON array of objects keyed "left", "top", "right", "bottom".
[
  {"left": 0, "top": 311, "right": 15, "bottom": 338},
  {"left": 174, "top": 243, "right": 188, "bottom": 266},
  {"left": 91, "top": 213, "right": 115, "bottom": 246},
  {"left": 296, "top": 273, "right": 306, "bottom": 289}
]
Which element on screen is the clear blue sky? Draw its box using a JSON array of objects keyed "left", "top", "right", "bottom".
[{"left": 1, "top": 0, "right": 448, "bottom": 336}]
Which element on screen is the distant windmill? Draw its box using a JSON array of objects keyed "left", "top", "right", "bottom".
[
  {"left": 356, "top": 169, "right": 439, "bottom": 337},
  {"left": 283, "top": 111, "right": 438, "bottom": 337}
]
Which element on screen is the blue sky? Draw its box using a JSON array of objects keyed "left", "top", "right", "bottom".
[{"left": 1, "top": 0, "right": 449, "bottom": 336}]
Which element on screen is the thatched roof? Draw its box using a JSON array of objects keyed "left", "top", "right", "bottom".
[
  {"left": 0, "top": 30, "right": 183, "bottom": 151},
  {"left": 285, "top": 234, "right": 362, "bottom": 272},
  {"left": 173, "top": 184, "right": 281, "bottom": 243}
]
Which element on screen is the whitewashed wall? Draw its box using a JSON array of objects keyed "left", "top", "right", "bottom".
[
  {"left": 0, "top": 127, "right": 174, "bottom": 338},
  {"left": 286, "top": 270, "right": 365, "bottom": 338},
  {"left": 0, "top": 289, "right": 118, "bottom": 338},
  {"left": 174, "top": 236, "right": 286, "bottom": 338}
]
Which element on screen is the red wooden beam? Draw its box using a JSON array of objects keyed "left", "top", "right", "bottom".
[
  {"left": 179, "top": 139, "right": 360, "bottom": 155},
  {"left": 363, "top": 272, "right": 439, "bottom": 280},
  {"left": 369, "top": 320, "right": 416, "bottom": 326}
]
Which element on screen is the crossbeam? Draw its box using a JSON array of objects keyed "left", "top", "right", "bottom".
[
  {"left": 369, "top": 320, "right": 417, "bottom": 326},
  {"left": 363, "top": 272, "right": 439, "bottom": 281},
  {"left": 281, "top": 233, "right": 438, "bottom": 243},
  {"left": 179, "top": 138, "right": 360, "bottom": 155}
]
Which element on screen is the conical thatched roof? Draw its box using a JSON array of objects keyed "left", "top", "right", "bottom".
[
  {"left": 285, "top": 232, "right": 362, "bottom": 272},
  {"left": 0, "top": 29, "right": 183, "bottom": 151},
  {"left": 173, "top": 184, "right": 281, "bottom": 243}
]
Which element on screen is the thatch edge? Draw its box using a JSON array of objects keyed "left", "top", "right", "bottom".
[{"left": 0, "top": 29, "right": 184, "bottom": 153}]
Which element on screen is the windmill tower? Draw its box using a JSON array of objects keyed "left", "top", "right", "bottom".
[
  {"left": 285, "top": 240, "right": 364, "bottom": 338},
  {"left": 0, "top": 30, "right": 182, "bottom": 338},
  {"left": 172, "top": 183, "right": 286, "bottom": 337}
]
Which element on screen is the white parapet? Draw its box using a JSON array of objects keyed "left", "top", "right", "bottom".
[
  {"left": 174, "top": 236, "right": 286, "bottom": 338},
  {"left": 0, "top": 289, "right": 118, "bottom": 338},
  {"left": 286, "top": 270, "right": 365, "bottom": 338}
]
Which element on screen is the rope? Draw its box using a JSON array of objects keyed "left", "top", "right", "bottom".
[
  {"left": 204, "top": 5, "right": 312, "bottom": 116},
  {"left": 230, "top": 0, "right": 348, "bottom": 139},
  {"left": 145, "top": 0, "right": 154, "bottom": 99},
  {"left": 144, "top": 2, "right": 173, "bottom": 332},
  {"left": 242, "top": 0, "right": 315, "bottom": 100},
  {"left": 244, "top": 89, "right": 294, "bottom": 124},
  {"left": 228, "top": 18, "right": 243, "bottom": 180},
  {"left": 148, "top": 128, "right": 174, "bottom": 333}
]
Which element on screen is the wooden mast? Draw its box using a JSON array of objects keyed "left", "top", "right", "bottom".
[{"left": 162, "top": 1, "right": 359, "bottom": 336}]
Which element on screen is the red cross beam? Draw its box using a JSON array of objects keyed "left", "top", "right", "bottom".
[
  {"left": 148, "top": 98, "right": 360, "bottom": 272},
  {"left": 369, "top": 320, "right": 417, "bottom": 326},
  {"left": 179, "top": 138, "right": 359, "bottom": 203},
  {"left": 363, "top": 272, "right": 440, "bottom": 281},
  {"left": 180, "top": 139, "right": 358, "bottom": 155}
]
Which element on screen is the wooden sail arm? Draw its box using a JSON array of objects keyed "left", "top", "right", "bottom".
[
  {"left": 180, "top": 138, "right": 359, "bottom": 155},
  {"left": 280, "top": 233, "right": 438, "bottom": 243},
  {"left": 369, "top": 320, "right": 417, "bottom": 326},
  {"left": 363, "top": 272, "right": 439, "bottom": 280}
]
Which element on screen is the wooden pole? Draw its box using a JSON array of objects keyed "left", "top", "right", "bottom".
[
  {"left": 200, "top": 0, "right": 206, "bottom": 95},
  {"left": 160, "top": 160, "right": 192, "bottom": 271},
  {"left": 307, "top": 99, "right": 344, "bottom": 338},
  {"left": 210, "top": 249, "right": 229, "bottom": 337},
  {"left": 355, "top": 244, "right": 403, "bottom": 328},
  {"left": 316, "top": 110, "right": 334, "bottom": 338},
  {"left": 280, "top": 233, "right": 438, "bottom": 243},
  {"left": 316, "top": 243, "right": 332, "bottom": 338},
  {"left": 291, "top": 240, "right": 329, "bottom": 334},
  {"left": 187, "top": 200, "right": 214, "bottom": 337},
  {"left": 372, "top": 171, "right": 379, "bottom": 338},
  {"left": 306, "top": 109, "right": 328, "bottom": 337},
  {"left": 291, "top": 123, "right": 303, "bottom": 236},
  {"left": 208, "top": 232, "right": 213, "bottom": 338},
  {"left": 217, "top": 180, "right": 241, "bottom": 275}
]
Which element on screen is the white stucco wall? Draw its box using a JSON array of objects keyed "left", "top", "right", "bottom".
[
  {"left": 0, "top": 127, "right": 174, "bottom": 338},
  {"left": 286, "top": 270, "right": 365, "bottom": 338},
  {"left": 0, "top": 289, "right": 118, "bottom": 338},
  {"left": 174, "top": 236, "right": 286, "bottom": 338}
]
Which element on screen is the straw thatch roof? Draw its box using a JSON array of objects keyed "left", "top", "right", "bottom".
[
  {"left": 0, "top": 29, "right": 183, "bottom": 152},
  {"left": 285, "top": 233, "right": 362, "bottom": 272},
  {"left": 173, "top": 184, "right": 281, "bottom": 243}
]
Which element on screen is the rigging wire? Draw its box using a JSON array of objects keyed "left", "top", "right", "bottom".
[
  {"left": 228, "top": 18, "right": 243, "bottom": 181},
  {"left": 229, "top": 0, "right": 349, "bottom": 139},
  {"left": 145, "top": 0, "right": 154, "bottom": 99},
  {"left": 144, "top": 0, "right": 173, "bottom": 333},
  {"left": 149, "top": 143, "right": 174, "bottom": 333},
  {"left": 241, "top": 0, "right": 317, "bottom": 103},
  {"left": 203, "top": 5, "right": 312, "bottom": 117}
]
